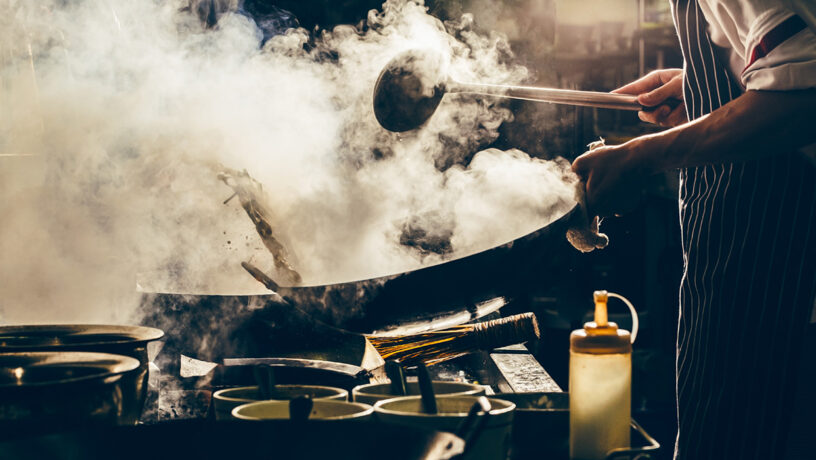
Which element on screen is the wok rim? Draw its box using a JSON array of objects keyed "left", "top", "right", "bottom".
[
  {"left": 281, "top": 200, "right": 580, "bottom": 288},
  {"left": 140, "top": 201, "right": 580, "bottom": 294}
]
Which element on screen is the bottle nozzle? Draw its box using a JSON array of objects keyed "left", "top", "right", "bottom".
[{"left": 593, "top": 290, "right": 609, "bottom": 327}]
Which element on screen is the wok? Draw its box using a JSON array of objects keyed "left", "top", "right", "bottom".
[
  {"left": 0, "top": 325, "right": 164, "bottom": 424},
  {"left": 140, "top": 202, "right": 581, "bottom": 367}
]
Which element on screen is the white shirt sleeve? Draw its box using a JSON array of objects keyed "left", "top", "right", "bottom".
[
  {"left": 743, "top": 7, "right": 816, "bottom": 90},
  {"left": 700, "top": 0, "right": 816, "bottom": 91}
]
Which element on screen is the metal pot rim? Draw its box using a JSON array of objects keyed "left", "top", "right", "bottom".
[
  {"left": 231, "top": 399, "right": 374, "bottom": 421},
  {"left": 213, "top": 384, "right": 348, "bottom": 403},
  {"left": 352, "top": 380, "right": 484, "bottom": 397},
  {"left": 0, "top": 324, "right": 164, "bottom": 350},
  {"left": 373, "top": 395, "right": 516, "bottom": 418}
]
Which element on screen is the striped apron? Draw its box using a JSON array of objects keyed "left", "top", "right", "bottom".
[{"left": 671, "top": 1, "right": 816, "bottom": 458}]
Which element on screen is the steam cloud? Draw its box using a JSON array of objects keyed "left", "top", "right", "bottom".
[{"left": 0, "top": 0, "right": 577, "bottom": 325}]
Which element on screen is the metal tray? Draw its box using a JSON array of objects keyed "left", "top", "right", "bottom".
[{"left": 493, "top": 392, "right": 660, "bottom": 460}]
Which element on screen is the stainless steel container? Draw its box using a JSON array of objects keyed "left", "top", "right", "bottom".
[
  {"left": 0, "top": 351, "right": 139, "bottom": 430},
  {"left": 374, "top": 395, "right": 515, "bottom": 460},
  {"left": 0, "top": 324, "right": 164, "bottom": 424}
]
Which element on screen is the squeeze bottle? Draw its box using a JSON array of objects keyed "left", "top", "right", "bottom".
[{"left": 569, "top": 290, "right": 638, "bottom": 460}]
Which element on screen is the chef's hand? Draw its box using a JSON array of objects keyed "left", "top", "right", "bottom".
[
  {"left": 613, "top": 69, "right": 687, "bottom": 127},
  {"left": 572, "top": 141, "right": 647, "bottom": 218}
]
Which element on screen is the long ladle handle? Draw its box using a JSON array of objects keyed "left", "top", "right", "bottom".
[{"left": 448, "top": 81, "right": 646, "bottom": 111}]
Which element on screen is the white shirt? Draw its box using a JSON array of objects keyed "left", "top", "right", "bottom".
[{"left": 697, "top": 0, "right": 816, "bottom": 91}]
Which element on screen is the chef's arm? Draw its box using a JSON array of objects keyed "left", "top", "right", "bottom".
[
  {"left": 572, "top": 88, "right": 816, "bottom": 217},
  {"left": 627, "top": 88, "right": 816, "bottom": 174}
]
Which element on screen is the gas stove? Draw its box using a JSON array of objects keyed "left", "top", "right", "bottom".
[{"left": 142, "top": 345, "right": 561, "bottom": 423}]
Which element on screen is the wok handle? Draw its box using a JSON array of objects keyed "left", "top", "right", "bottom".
[
  {"left": 456, "top": 396, "right": 492, "bottom": 451},
  {"left": 450, "top": 82, "right": 643, "bottom": 111}
]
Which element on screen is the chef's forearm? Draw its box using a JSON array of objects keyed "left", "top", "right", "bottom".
[{"left": 628, "top": 89, "right": 816, "bottom": 174}]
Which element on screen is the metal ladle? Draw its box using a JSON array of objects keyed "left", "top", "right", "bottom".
[{"left": 373, "top": 50, "right": 668, "bottom": 132}]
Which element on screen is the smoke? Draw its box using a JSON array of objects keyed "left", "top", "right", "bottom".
[{"left": 0, "top": 0, "right": 577, "bottom": 324}]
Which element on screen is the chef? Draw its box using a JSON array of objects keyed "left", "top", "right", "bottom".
[{"left": 571, "top": 0, "right": 816, "bottom": 458}]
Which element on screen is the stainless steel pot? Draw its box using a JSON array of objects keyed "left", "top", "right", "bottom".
[
  {"left": 0, "top": 324, "right": 164, "bottom": 424},
  {"left": 0, "top": 352, "right": 139, "bottom": 432},
  {"left": 374, "top": 395, "right": 516, "bottom": 460}
]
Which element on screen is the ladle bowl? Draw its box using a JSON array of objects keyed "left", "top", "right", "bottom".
[
  {"left": 373, "top": 50, "right": 664, "bottom": 132},
  {"left": 373, "top": 50, "right": 446, "bottom": 132}
]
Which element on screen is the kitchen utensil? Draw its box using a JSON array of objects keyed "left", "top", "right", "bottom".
[
  {"left": 0, "top": 324, "right": 164, "bottom": 424},
  {"left": 373, "top": 50, "right": 678, "bottom": 132},
  {"left": 374, "top": 395, "right": 516, "bottom": 460},
  {"left": 232, "top": 399, "right": 373, "bottom": 421},
  {"left": 385, "top": 359, "right": 408, "bottom": 395},
  {"left": 456, "top": 396, "right": 493, "bottom": 453},
  {"left": 368, "top": 312, "right": 540, "bottom": 365},
  {"left": 212, "top": 383, "right": 348, "bottom": 420},
  {"left": 0, "top": 351, "right": 140, "bottom": 433},
  {"left": 417, "top": 362, "right": 437, "bottom": 414},
  {"left": 253, "top": 363, "right": 276, "bottom": 399},
  {"left": 288, "top": 395, "right": 313, "bottom": 421},
  {"left": 353, "top": 380, "right": 485, "bottom": 405}
]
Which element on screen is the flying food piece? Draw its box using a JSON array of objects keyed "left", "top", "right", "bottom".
[{"left": 218, "top": 168, "right": 302, "bottom": 285}]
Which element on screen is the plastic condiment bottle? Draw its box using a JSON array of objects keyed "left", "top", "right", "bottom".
[{"left": 569, "top": 290, "right": 638, "bottom": 460}]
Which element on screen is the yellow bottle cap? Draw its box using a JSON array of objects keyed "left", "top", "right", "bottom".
[{"left": 570, "top": 290, "right": 632, "bottom": 354}]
